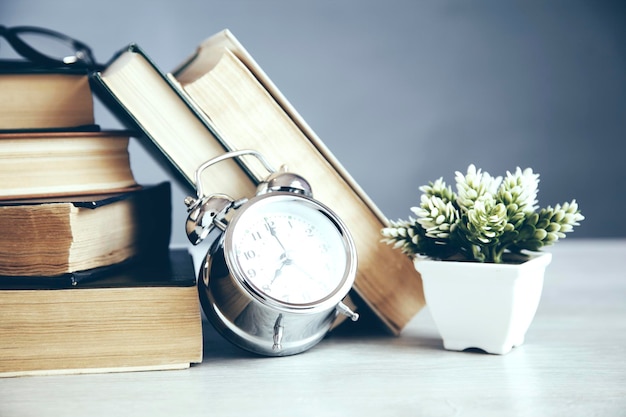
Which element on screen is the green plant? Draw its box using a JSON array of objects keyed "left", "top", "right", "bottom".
[{"left": 381, "top": 165, "right": 584, "bottom": 263}]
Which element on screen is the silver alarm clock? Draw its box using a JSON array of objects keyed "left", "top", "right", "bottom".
[{"left": 184, "top": 150, "right": 359, "bottom": 356}]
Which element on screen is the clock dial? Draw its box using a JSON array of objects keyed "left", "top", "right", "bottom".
[{"left": 228, "top": 195, "right": 350, "bottom": 305}]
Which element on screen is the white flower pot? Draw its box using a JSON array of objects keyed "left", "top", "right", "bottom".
[{"left": 414, "top": 252, "right": 552, "bottom": 355}]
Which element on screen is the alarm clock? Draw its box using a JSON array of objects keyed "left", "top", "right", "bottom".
[{"left": 185, "top": 150, "right": 359, "bottom": 356}]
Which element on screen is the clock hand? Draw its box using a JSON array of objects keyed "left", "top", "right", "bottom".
[
  {"left": 286, "top": 260, "right": 317, "bottom": 284},
  {"left": 264, "top": 217, "right": 291, "bottom": 285},
  {"left": 270, "top": 253, "right": 293, "bottom": 284},
  {"left": 265, "top": 217, "right": 288, "bottom": 254},
  {"left": 271, "top": 257, "right": 287, "bottom": 284}
]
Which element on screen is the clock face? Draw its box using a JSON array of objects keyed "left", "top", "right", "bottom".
[{"left": 226, "top": 194, "right": 353, "bottom": 306}]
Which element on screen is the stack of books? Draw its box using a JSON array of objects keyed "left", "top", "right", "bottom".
[{"left": 0, "top": 64, "right": 202, "bottom": 377}]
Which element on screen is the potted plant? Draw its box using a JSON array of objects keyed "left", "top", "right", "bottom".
[{"left": 381, "top": 164, "right": 584, "bottom": 354}]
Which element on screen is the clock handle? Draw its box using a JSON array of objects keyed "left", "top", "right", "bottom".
[
  {"left": 193, "top": 149, "right": 276, "bottom": 201},
  {"left": 191, "top": 149, "right": 313, "bottom": 201},
  {"left": 185, "top": 150, "right": 276, "bottom": 245},
  {"left": 185, "top": 149, "right": 315, "bottom": 246}
]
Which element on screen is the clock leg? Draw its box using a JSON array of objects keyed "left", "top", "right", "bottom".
[
  {"left": 336, "top": 302, "right": 359, "bottom": 321},
  {"left": 272, "top": 314, "right": 284, "bottom": 352}
]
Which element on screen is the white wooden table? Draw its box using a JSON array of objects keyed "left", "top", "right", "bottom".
[{"left": 1, "top": 239, "right": 624, "bottom": 417}]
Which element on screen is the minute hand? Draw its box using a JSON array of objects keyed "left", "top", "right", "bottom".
[{"left": 265, "top": 218, "right": 288, "bottom": 255}]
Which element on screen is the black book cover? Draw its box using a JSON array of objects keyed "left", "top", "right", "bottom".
[
  {"left": 0, "top": 181, "right": 167, "bottom": 209},
  {"left": 0, "top": 60, "right": 92, "bottom": 74},
  {"left": 0, "top": 248, "right": 196, "bottom": 290}
]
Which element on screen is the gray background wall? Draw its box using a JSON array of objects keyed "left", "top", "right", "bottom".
[{"left": 3, "top": 0, "right": 625, "bottom": 246}]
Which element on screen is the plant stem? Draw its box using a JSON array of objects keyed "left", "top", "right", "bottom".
[
  {"left": 471, "top": 245, "right": 483, "bottom": 262},
  {"left": 490, "top": 246, "right": 503, "bottom": 263}
]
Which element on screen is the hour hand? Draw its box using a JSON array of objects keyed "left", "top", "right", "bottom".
[{"left": 271, "top": 253, "right": 288, "bottom": 283}]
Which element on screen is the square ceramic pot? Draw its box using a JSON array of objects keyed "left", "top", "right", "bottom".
[{"left": 414, "top": 252, "right": 552, "bottom": 354}]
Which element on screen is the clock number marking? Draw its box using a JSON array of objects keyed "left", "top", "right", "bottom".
[{"left": 263, "top": 218, "right": 275, "bottom": 231}]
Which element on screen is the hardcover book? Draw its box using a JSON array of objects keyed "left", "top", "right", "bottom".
[
  {"left": 0, "top": 129, "right": 139, "bottom": 200},
  {"left": 0, "top": 65, "right": 95, "bottom": 131},
  {"left": 0, "top": 248, "right": 203, "bottom": 377},
  {"left": 0, "top": 182, "right": 171, "bottom": 277}
]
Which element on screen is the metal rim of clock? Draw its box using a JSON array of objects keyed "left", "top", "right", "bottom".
[{"left": 222, "top": 191, "right": 358, "bottom": 314}]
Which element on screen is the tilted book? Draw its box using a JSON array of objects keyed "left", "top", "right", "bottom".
[
  {"left": 90, "top": 44, "right": 250, "bottom": 198},
  {"left": 91, "top": 31, "right": 424, "bottom": 334}
]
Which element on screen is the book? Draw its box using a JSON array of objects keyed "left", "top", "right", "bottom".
[
  {"left": 91, "top": 32, "right": 425, "bottom": 334},
  {"left": 0, "top": 65, "right": 95, "bottom": 131},
  {"left": 0, "top": 248, "right": 203, "bottom": 377},
  {"left": 0, "top": 182, "right": 171, "bottom": 277},
  {"left": 0, "top": 129, "right": 139, "bottom": 200},
  {"left": 90, "top": 45, "right": 253, "bottom": 199}
]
